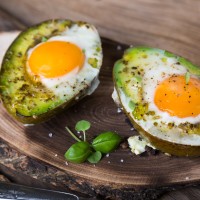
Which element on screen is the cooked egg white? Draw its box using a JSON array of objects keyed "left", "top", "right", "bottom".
[
  {"left": 26, "top": 23, "right": 102, "bottom": 101},
  {"left": 142, "top": 60, "right": 200, "bottom": 125}
]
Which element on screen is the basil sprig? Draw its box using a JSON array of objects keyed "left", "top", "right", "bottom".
[{"left": 64, "top": 120, "right": 122, "bottom": 164}]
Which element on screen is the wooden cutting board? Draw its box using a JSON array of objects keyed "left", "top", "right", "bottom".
[
  {"left": 0, "top": 34, "right": 200, "bottom": 190},
  {"left": 0, "top": 0, "right": 200, "bottom": 199}
]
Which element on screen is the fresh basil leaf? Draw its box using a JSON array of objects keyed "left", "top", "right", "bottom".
[
  {"left": 64, "top": 141, "right": 92, "bottom": 163},
  {"left": 92, "top": 131, "right": 122, "bottom": 153},
  {"left": 75, "top": 120, "right": 91, "bottom": 132},
  {"left": 87, "top": 151, "right": 102, "bottom": 164}
]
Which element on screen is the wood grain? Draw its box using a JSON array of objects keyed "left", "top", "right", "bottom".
[
  {"left": 1, "top": 0, "right": 200, "bottom": 66},
  {"left": 0, "top": 1, "right": 200, "bottom": 199},
  {"left": 0, "top": 28, "right": 200, "bottom": 192}
]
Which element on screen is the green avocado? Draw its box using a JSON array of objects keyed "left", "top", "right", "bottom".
[
  {"left": 113, "top": 47, "right": 200, "bottom": 156},
  {"left": 0, "top": 19, "right": 102, "bottom": 124}
]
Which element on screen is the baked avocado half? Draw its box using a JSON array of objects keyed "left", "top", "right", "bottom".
[
  {"left": 113, "top": 47, "right": 200, "bottom": 156},
  {"left": 0, "top": 19, "right": 102, "bottom": 124}
]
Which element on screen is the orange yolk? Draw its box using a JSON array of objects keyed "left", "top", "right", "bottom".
[
  {"left": 154, "top": 75, "right": 200, "bottom": 118},
  {"left": 28, "top": 41, "right": 85, "bottom": 78}
]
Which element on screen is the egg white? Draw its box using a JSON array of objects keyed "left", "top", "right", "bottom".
[
  {"left": 26, "top": 24, "right": 102, "bottom": 101},
  {"left": 142, "top": 57, "right": 200, "bottom": 126}
]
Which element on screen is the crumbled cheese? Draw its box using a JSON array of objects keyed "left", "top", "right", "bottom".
[
  {"left": 128, "top": 136, "right": 147, "bottom": 155},
  {"left": 128, "top": 136, "right": 156, "bottom": 155}
]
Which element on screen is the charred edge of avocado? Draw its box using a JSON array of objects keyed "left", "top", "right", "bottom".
[{"left": 113, "top": 65, "right": 200, "bottom": 157}]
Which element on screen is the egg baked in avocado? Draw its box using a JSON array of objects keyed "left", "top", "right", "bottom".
[
  {"left": 0, "top": 19, "right": 102, "bottom": 124},
  {"left": 113, "top": 47, "right": 200, "bottom": 156}
]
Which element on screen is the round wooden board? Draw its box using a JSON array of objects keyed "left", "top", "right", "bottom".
[{"left": 0, "top": 38, "right": 200, "bottom": 190}]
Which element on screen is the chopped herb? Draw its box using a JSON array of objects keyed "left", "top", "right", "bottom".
[
  {"left": 128, "top": 100, "right": 135, "bottom": 110},
  {"left": 88, "top": 58, "right": 98, "bottom": 68},
  {"left": 142, "top": 53, "right": 148, "bottom": 59},
  {"left": 96, "top": 46, "right": 101, "bottom": 52},
  {"left": 132, "top": 103, "right": 148, "bottom": 120},
  {"left": 161, "top": 57, "right": 167, "bottom": 63},
  {"left": 185, "top": 72, "right": 190, "bottom": 85},
  {"left": 41, "top": 37, "right": 48, "bottom": 42}
]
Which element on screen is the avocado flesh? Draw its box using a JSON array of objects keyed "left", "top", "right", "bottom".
[
  {"left": 0, "top": 19, "right": 79, "bottom": 124},
  {"left": 113, "top": 47, "right": 200, "bottom": 156}
]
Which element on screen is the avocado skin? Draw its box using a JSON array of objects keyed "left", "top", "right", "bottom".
[
  {"left": 113, "top": 47, "right": 200, "bottom": 156},
  {"left": 0, "top": 19, "right": 90, "bottom": 124}
]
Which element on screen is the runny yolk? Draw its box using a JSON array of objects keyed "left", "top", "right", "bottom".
[
  {"left": 28, "top": 41, "right": 85, "bottom": 78},
  {"left": 154, "top": 75, "right": 200, "bottom": 118}
]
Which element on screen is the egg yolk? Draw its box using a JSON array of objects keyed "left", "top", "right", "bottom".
[
  {"left": 28, "top": 41, "right": 85, "bottom": 78},
  {"left": 154, "top": 75, "right": 200, "bottom": 118}
]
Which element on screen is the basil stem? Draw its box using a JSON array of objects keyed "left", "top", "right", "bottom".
[{"left": 65, "top": 126, "right": 81, "bottom": 142}]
